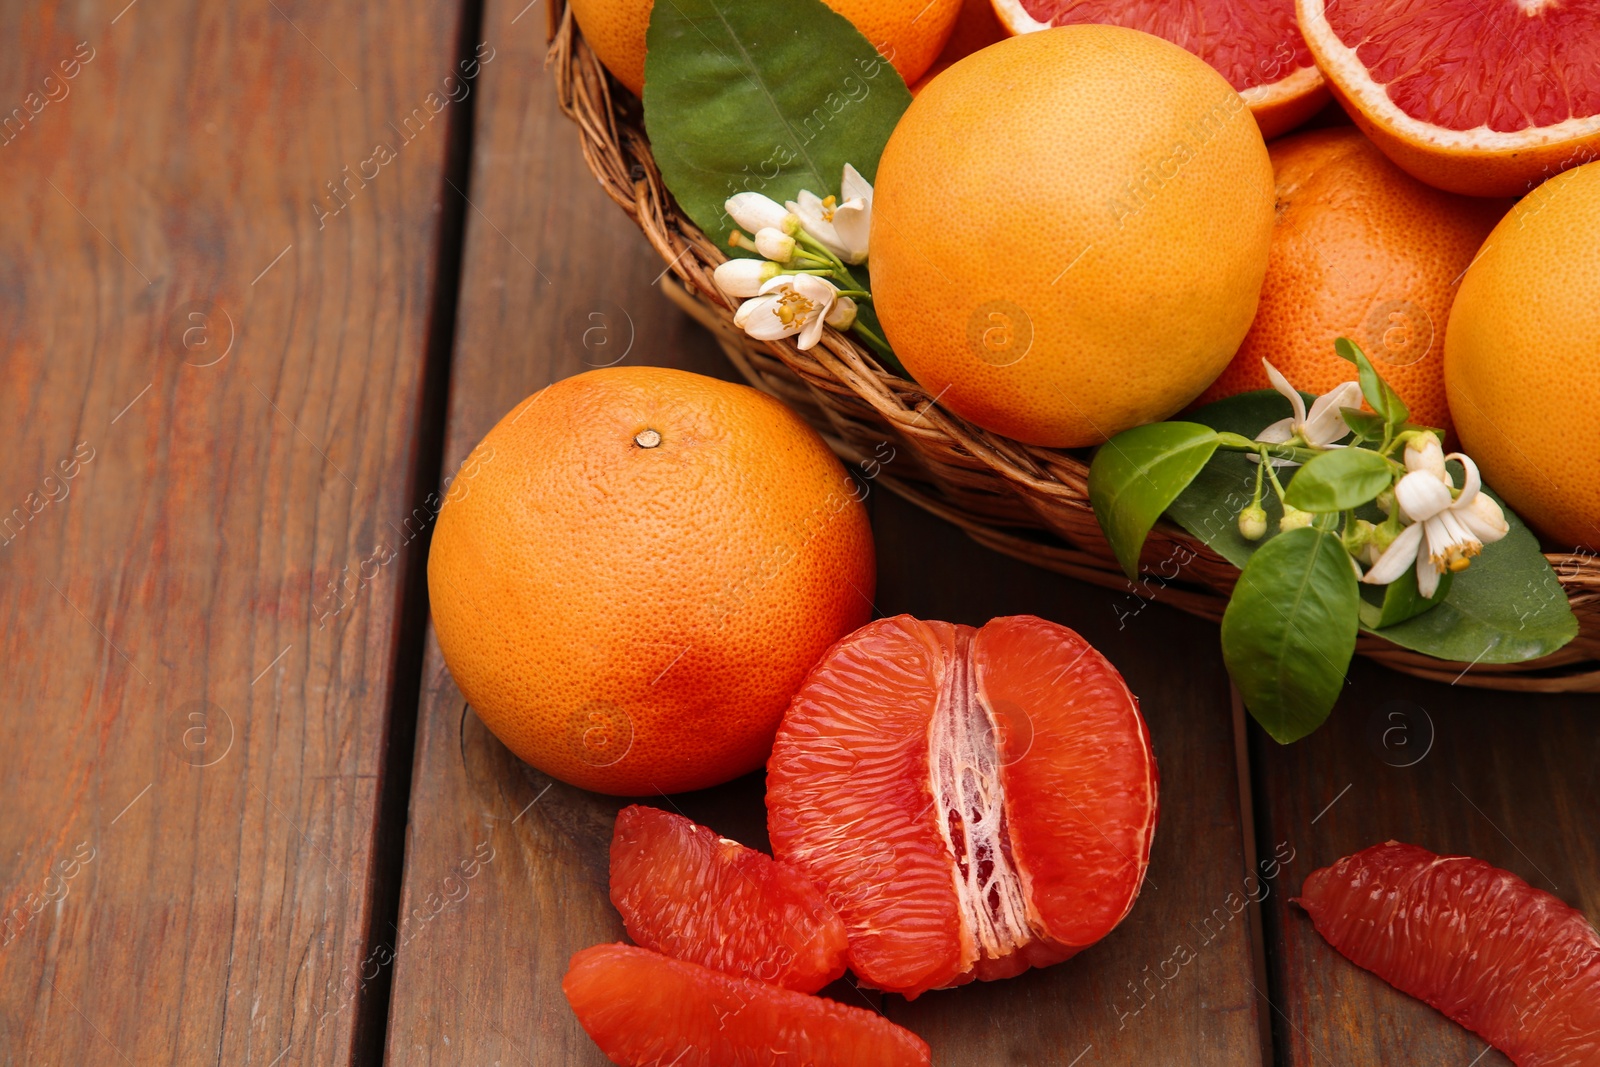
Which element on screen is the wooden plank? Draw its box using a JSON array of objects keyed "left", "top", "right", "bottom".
[
  {"left": 1254, "top": 657, "right": 1599, "bottom": 1065},
  {"left": 383, "top": 5, "right": 1271, "bottom": 1062},
  {"left": 0, "top": 0, "right": 467, "bottom": 1062}
]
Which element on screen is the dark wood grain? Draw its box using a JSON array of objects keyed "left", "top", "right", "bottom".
[
  {"left": 382, "top": 5, "right": 1272, "bottom": 1062},
  {"left": 1254, "top": 657, "right": 1600, "bottom": 1066},
  {"left": 0, "top": 0, "right": 467, "bottom": 1062}
]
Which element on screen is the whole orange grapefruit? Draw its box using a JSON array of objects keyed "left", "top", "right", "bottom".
[
  {"left": 870, "top": 26, "right": 1274, "bottom": 448},
  {"left": 1445, "top": 162, "right": 1600, "bottom": 552},
  {"left": 1195, "top": 128, "right": 1509, "bottom": 438},
  {"left": 571, "top": 0, "right": 961, "bottom": 98},
  {"left": 427, "top": 367, "right": 876, "bottom": 794}
]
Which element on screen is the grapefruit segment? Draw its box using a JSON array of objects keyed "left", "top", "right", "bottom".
[
  {"left": 767, "top": 614, "right": 1158, "bottom": 999},
  {"left": 609, "top": 806, "right": 849, "bottom": 994},
  {"left": 764, "top": 617, "right": 965, "bottom": 998},
  {"left": 977, "top": 616, "right": 1158, "bottom": 951},
  {"left": 991, "top": 0, "right": 1328, "bottom": 138},
  {"left": 563, "top": 943, "right": 931, "bottom": 1067},
  {"left": 1297, "top": 842, "right": 1600, "bottom": 1066},
  {"left": 1297, "top": 0, "right": 1600, "bottom": 195}
]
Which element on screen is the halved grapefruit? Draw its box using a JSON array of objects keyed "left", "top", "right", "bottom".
[
  {"left": 766, "top": 614, "right": 1159, "bottom": 999},
  {"left": 990, "top": 0, "right": 1328, "bottom": 138},
  {"left": 564, "top": 943, "right": 931, "bottom": 1067},
  {"left": 1297, "top": 842, "right": 1600, "bottom": 1065},
  {"left": 609, "top": 805, "right": 849, "bottom": 994},
  {"left": 1298, "top": 0, "right": 1600, "bottom": 196}
]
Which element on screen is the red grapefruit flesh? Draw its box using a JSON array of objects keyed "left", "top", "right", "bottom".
[
  {"left": 766, "top": 614, "right": 1158, "bottom": 999},
  {"left": 1298, "top": 842, "right": 1600, "bottom": 1066},
  {"left": 609, "top": 805, "right": 849, "bottom": 994},
  {"left": 1298, "top": 0, "right": 1600, "bottom": 196},
  {"left": 563, "top": 943, "right": 931, "bottom": 1067},
  {"left": 990, "top": 0, "right": 1328, "bottom": 138}
]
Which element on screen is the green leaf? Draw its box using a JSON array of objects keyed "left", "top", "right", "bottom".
[
  {"left": 1363, "top": 487, "right": 1577, "bottom": 663},
  {"left": 642, "top": 0, "right": 912, "bottom": 244},
  {"left": 1335, "top": 337, "right": 1409, "bottom": 429},
  {"left": 1359, "top": 564, "right": 1452, "bottom": 629},
  {"left": 1341, "top": 408, "right": 1386, "bottom": 444},
  {"left": 1089, "top": 422, "right": 1221, "bottom": 580},
  {"left": 1221, "top": 527, "right": 1360, "bottom": 744},
  {"left": 1284, "top": 448, "right": 1395, "bottom": 513}
]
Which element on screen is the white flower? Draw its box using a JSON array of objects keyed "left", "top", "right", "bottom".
[
  {"left": 712, "top": 258, "right": 780, "bottom": 299},
  {"left": 734, "top": 274, "right": 839, "bottom": 350},
  {"left": 725, "top": 192, "right": 791, "bottom": 236},
  {"left": 788, "top": 164, "right": 872, "bottom": 265},
  {"left": 1362, "top": 452, "right": 1510, "bottom": 597},
  {"left": 753, "top": 227, "right": 796, "bottom": 263},
  {"left": 1255, "top": 360, "right": 1362, "bottom": 464}
]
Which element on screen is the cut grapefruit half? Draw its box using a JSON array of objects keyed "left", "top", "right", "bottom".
[
  {"left": 1297, "top": 842, "right": 1600, "bottom": 1065},
  {"left": 563, "top": 943, "right": 931, "bottom": 1067},
  {"left": 1298, "top": 0, "right": 1600, "bottom": 196},
  {"left": 766, "top": 614, "right": 1158, "bottom": 999},
  {"left": 989, "top": 0, "right": 1328, "bottom": 138},
  {"left": 609, "top": 805, "right": 849, "bottom": 994}
]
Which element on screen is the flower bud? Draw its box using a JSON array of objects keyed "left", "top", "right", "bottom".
[
  {"left": 1370, "top": 520, "right": 1400, "bottom": 554},
  {"left": 1279, "top": 505, "right": 1313, "bottom": 532},
  {"left": 824, "top": 296, "right": 858, "bottom": 331},
  {"left": 1344, "top": 518, "right": 1376, "bottom": 555},
  {"left": 753, "top": 227, "right": 796, "bottom": 263},
  {"left": 1374, "top": 486, "right": 1396, "bottom": 516},
  {"left": 1238, "top": 505, "right": 1268, "bottom": 541},
  {"left": 1404, "top": 434, "right": 1449, "bottom": 485},
  {"left": 713, "top": 258, "right": 780, "bottom": 299},
  {"left": 725, "top": 192, "right": 790, "bottom": 236}
]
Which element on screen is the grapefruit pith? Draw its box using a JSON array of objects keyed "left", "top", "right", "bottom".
[
  {"left": 564, "top": 943, "right": 931, "bottom": 1066},
  {"left": 609, "top": 805, "right": 849, "bottom": 994},
  {"left": 1298, "top": 842, "right": 1600, "bottom": 1066},
  {"left": 766, "top": 615, "right": 1159, "bottom": 999},
  {"left": 1297, "top": 0, "right": 1600, "bottom": 196},
  {"left": 991, "top": 0, "right": 1327, "bottom": 139}
]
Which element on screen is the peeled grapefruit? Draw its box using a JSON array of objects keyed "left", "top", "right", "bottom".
[
  {"left": 1195, "top": 128, "right": 1509, "bottom": 438},
  {"left": 564, "top": 943, "right": 931, "bottom": 1066},
  {"left": 869, "top": 27, "right": 1274, "bottom": 448},
  {"left": 427, "top": 367, "right": 874, "bottom": 795},
  {"left": 1298, "top": 842, "right": 1600, "bottom": 1066},
  {"left": 992, "top": 0, "right": 1327, "bottom": 139},
  {"left": 571, "top": 0, "right": 961, "bottom": 98},
  {"left": 1298, "top": 0, "right": 1600, "bottom": 196},
  {"left": 766, "top": 614, "right": 1159, "bottom": 999},
  {"left": 1445, "top": 160, "right": 1600, "bottom": 552},
  {"left": 609, "top": 805, "right": 849, "bottom": 994}
]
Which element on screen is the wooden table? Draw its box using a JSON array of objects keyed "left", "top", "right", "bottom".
[{"left": 2, "top": 2, "right": 1594, "bottom": 1064}]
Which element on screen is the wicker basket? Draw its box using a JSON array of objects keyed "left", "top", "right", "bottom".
[{"left": 548, "top": 4, "right": 1600, "bottom": 692}]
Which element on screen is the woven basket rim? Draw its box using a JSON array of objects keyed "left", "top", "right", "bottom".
[{"left": 546, "top": 4, "right": 1600, "bottom": 692}]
